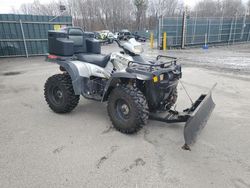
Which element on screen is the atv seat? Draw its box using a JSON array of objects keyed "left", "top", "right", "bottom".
[{"left": 76, "top": 53, "right": 111, "bottom": 68}]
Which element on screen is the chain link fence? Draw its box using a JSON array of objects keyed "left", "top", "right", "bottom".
[
  {"left": 0, "top": 14, "right": 72, "bottom": 58},
  {"left": 157, "top": 15, "right": 250, "bottom": 48}
]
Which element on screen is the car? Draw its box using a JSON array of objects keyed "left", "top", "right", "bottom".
[
  {"left": 118, "top": 30, "right": 134, "bottom": 41},
  {"left": 132, "top": 32, "right": 147, "bottom": 42},
  {"left": 83, "top": 31, "right": 95, "bottom": 38},
  {"left": 114, "top": 32, "right": 119, "bottom": 39}
]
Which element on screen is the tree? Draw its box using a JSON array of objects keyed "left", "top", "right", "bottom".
[
  {"left": 193, "top": 0, "right": 246, "bottom": 17},
  {"left": 148, "top": 0, "right": 182, "bottom": 17},
  {"left": 19, "top": 0, "right": 64, "bottom": 16},
  {"left": 13, "top": 0, "right": 185, "bottom": 31},
  {"left": 145, "top": 0, "right": 184, "bottom": 30},
  {"left": 247, "top": 0, "right": 250, "bottom": 13},
  {"left": 221, "top": 0, "right": 245, "bottom": 16},
  {"left": 194, "top": 0, "right": 220, "bottom": 17},
  {"left": 134, "top": 0, "right": 148, "bottom": 30}
]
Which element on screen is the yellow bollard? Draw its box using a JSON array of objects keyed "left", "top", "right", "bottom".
[
  {"left": 150, "top": 32, "right": 154, "bottom": 49},
  {"left": 163, "top": 32, "right": 167, "bottom": 50}
]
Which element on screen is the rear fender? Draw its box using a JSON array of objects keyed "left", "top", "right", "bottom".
[{"left": 56, "top": 60, "right": 83, "bottom": 95}]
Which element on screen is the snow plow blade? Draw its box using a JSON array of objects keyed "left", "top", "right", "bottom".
[
  {"left": 149, "top": 84, "right": 216, "bottom": 150},
  {"left": 183, "top": 84, "right": 216, "bottom": 149}
]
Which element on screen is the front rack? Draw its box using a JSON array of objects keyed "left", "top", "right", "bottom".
[
  {"left": 156, "top": 55, "right": 177, "bottom": 61},
  {"left": 127, "top": 55, "right": 178, "bottom": 73}
]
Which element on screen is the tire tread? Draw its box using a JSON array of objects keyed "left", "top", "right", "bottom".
[
  {"left": 107, "top": 85, "right": 149, "bottom": 134},
  {"left": 44, "top": 74, "right": 79, "bottom": 113}
]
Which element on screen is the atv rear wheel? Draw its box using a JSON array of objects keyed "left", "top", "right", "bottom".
[
  {"left": 44, "top": 74, "right": 80, "bottom": 113},
  {"left": 107, "top": 85, "right": 149, "bottom": 134}
]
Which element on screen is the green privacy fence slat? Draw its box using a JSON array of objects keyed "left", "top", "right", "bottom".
[
  {"left": 0, "top": 14, "right": 72, "bottom": 57},
  {"left": 158, "top": 16, "right": 250, "bottom": 48}
]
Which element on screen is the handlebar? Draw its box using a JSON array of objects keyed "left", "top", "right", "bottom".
[{"left": 114, "top": 39, "right": 123, "bottom": 48}]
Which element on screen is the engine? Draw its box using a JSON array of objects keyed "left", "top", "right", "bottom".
[
  {"left": 82, "top": 77, "right": 107, "bottom": 100},
  {"left": 145, "top": 64, "right": 182, "bottom": 112}
]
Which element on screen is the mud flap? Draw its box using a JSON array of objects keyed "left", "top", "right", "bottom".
[{"left": 183, "top": 84, "right": 216, "bottom": 149}]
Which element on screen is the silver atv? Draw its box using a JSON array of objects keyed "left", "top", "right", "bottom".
[{"left": 44, "top": 27, "right": 216, "bottom": 150}]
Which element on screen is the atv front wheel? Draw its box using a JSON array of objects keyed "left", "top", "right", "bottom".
[
  {"left": 107, "top": 85, "right": 149, "bottom": 134},
  {"left": 44, "top": 74, "right": 80, "bottom": 113}
]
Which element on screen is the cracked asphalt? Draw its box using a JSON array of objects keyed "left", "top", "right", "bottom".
[{"left": 0, "top": 43, "right": 250, "bottom": 187}]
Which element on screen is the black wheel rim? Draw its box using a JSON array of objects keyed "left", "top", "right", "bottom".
[
  {"left": 116, "top": 99, "right": 131, "bottom": 120},
  {"left": 49, "top": 86, "right": 64, "bottom": 105}
]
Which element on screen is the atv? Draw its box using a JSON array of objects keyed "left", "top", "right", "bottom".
[{"left": 44, "top": 27, "right": 216, "bottom": 150}]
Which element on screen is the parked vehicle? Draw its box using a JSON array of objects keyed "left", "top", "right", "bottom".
[
  {"left": 95, "top": 30, "right": 115, "bottom": 44},
  {"left": 132, "top": 32, "right": 147, "bottom": 42},
  {"left": 83, "top": 31, "right": 95, "bottom": 38},
  {"left": 114, "top": 32, "right": 119, "bottom": 39},
  {"left": 93, "top": 32, "right": 101, "bottom": 39},
  {"left": 106, "top": 32, "right": 115, "bottom": 44},
  {"left": 118, "top": 29, "right": 134, "bottom": 41},
  {"left": 45, "top": 27, "right": 216, "bottom": 150}
]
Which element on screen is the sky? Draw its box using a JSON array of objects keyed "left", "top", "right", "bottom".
[{"left": 0, "top": 0, "right": 248, "bottom": 14}]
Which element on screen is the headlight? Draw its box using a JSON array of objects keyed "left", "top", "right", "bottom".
[
  {"left": 133, "top": 45, "right": 143, "bottom": 54},
  {"left": 160, "top": 74, "right": 164, "bottom": 81}
]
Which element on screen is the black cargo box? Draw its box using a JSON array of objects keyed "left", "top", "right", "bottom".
[
  {"left": 48, "top": 28, "right": 101, "bottom": 56},
  {"left": 48, "top": 30, "right": 74, "bottom": 56},
  {"left": 86, "top": 38, "right": 101, "bottom": 54}
]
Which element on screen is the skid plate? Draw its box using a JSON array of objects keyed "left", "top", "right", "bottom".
[{"left": 183, "top": 85, "right": 216, "bottom": 146}]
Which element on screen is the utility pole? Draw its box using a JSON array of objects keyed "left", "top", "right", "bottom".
[{"left": 49, "top": 4, "right": 67, "bottom": 22}]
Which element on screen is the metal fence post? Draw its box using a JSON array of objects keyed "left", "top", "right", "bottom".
[
  {"left": 19, "top": 19, "right": 28, "bottom": 58},
  {"left": 247, "top": 25, "right": 250, "bottom": 41},
  {"left": 233, "top": 14, "right": 237, "bottom": 44},
  {"left": 228, "top": 17, "right": 234, "bottom": 45},
  {"left": 175, "top": 18, "right": 178, "bottom": 46},
  {"left": 207, "top": 18, "right": 211, "bottom": 43},
  {"left": 247, "top": 15, "right": 250, "bottom": 41},
  {"left": 158, "top": 16, "right": 162, "bottom": 49},
  {"left": 241, "top": 14, "right": 246, "bottom": 40},
  {"left": 192, "top": 12, "right": 197, "bottom": 44},
  {"left": 218, "top": 16, "right": 223, "bottom": 42},
  {"left": 181, "top": 11, "right": 186, "bottom": 49}
]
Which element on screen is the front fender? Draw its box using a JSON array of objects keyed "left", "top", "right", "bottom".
[
  {"left": 112, "top": 71, "right": 151, "bottom": 80},
  {"left": 112, "top": 71, "right": 136, "bottom": 79},
  {"left": 101, "top": 71, "right": 151, "bottom": 102},
  {"left": 101, "top": 77, "right": 120, "bottom": 102}
]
